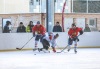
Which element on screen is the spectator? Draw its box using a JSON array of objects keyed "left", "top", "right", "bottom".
[
  {"left": 17, "top": 22, "right": 26, "bottom": 33},
  {"left": 3, "top": 21, "right": 11, "bottom": 33},
  {"left": 53, "top": 22, "right": 62, "bottom": 32},
  {"left": 26, "top": 21, "right": 34, "bottom": 32},
  {"left": 84, "top": 24, "right": 91, "bottom": 32}
]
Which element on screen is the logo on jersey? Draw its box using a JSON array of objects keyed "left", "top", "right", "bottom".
[
  {"left": 36, "top": 31, "right": 40, "bottom": 34},
  {"left": 72, "top": 32, "right": 76, "bottom": 37}
]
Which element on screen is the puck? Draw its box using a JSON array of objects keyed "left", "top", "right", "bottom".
[{"left": 34, "top": 54, "right": 36, "bottom": 55}]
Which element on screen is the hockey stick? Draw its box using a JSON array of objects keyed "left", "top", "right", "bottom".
[
  {"left": 16, "top": 36, "right": 33, "bottom": 50},
  {"left": 56, "top": 45, "right": 66, "bottom": 53},
  {"left": 57, "top": 35, "right": 80, "bottom": 53},
  {"left": 57, "top": 45, "right": 68, "bottom": 53}
]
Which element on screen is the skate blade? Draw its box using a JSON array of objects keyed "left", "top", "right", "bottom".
[{"left": 33, "top": 48, "right": 37, "bottom": 51}]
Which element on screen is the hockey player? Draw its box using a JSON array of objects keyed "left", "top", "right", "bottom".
[
  {"left": 32, "top": 21, "right": 46, "bottom": 51},
  {"left": 51, "top": 33, "right": 59, "bottom": 53},
  {"left": 38, "top": 33, "right": 59, "bottom": 53},
  {"left": 67, "top": 23, "right": 83, "bottom": 53}
]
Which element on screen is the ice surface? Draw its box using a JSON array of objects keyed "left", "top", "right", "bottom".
[{"left": 0, "top": 48, "right": 100, "bottom": 69}]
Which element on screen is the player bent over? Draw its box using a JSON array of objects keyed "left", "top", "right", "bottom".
[
  {"left": 67, "top": 23, "right": 83, "bottom": 54},
  {"left": 32, "top": 21, "right": 46, "bottom": 51},
  {"left": 38, "top": 33, "right": 59, "bottom": 53},
  {"left": 38, "top": 38, "right": 50, "bottom": 53}
]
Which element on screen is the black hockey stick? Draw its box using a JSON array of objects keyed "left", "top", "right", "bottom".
[
  {"left": 57, "top": 35, "right": 81, "bottom": 53},
  {"left": 16, "top": 36, "right": 33, "bottom": 50},
  {"left": 56, "top": 44, "right": 66, "bottom": 53},
  {"left": 57, "top": 45, "right": 68, "bottom": 53}
]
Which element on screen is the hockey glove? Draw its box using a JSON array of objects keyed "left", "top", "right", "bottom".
[
  {"left": 79, "top": 30, "right": 83, "bottom": 35},
  {"left": 77, "top": 38, "right": 79, "bottom": 42}
]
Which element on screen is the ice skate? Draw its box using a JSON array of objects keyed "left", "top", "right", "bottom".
[
  {"left": 38, "top": 48, "right": 40, "bottom": 52},
  {"left": 33, "top": 47, "right": 38, "bottom": 51},
  {"left": 67, "top": 46, "right": 71, "bottom": 52},
  {"left": 52, "top": 47, "right": 56, "bottom": 53},
  {"left": 67, "top": 49, "right": 70, "bottom": 52},
  {"left": 74, "top": 50, "right": 77, "bottom": 54},
  {"left": 42, "top": 49, "right": 50, "bottom": 53},
  {"left": 38, "top": 48, "right": 43, "bottom": 52}
]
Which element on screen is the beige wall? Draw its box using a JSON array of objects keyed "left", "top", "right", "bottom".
[
  {"left": 0, "top": 0, "right": 29, "bottom": 13},
  {"left": 0, "top": 13, "right": 41, "bottom": 33},
  {"left": 0, "top": 13, "right": 100, "bottom": 33},
  {"left": 54, "top": 13, "right": 100, "bottom": 31},
  {"left": 97, "top": 18, "right": 100, "bottom": 30}
]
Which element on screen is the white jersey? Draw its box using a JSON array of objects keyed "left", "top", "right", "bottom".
[
  {"left": 43, "top": 34, "right": 57, "bottom": 47},
  {"left": 43, "top": 36, "right": 51, "bottom": 42}
]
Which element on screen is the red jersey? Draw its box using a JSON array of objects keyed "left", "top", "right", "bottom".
[
  {"left": 68, "top": 27, "right": 82, "bottom": 38},
  {"left": 32, "top": 25, "right": 46, "bottom": 35}
]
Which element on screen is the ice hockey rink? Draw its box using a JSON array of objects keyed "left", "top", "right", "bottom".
[
  {"left": 1, "top": 0, "right": 100, "bottom": 69},
  {"left": 0, "top": 48, "right": 100, "bottom": 69}
]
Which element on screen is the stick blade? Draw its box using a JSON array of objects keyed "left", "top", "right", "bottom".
[
  {"left": 16, "top": 48, "right": 21, "bottom": 50},
  {"left": 57, "top": 52, "right": 61, "bottom": 53}
]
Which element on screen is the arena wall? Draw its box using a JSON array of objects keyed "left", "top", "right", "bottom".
[{"left": 0, "top": 32, "right": 100, "bottom": 50}]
